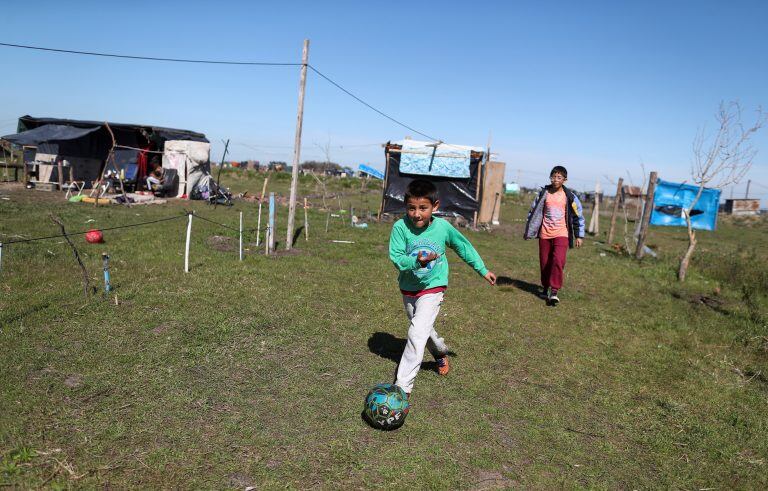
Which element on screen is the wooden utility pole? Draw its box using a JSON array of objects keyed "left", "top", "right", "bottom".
[
  {"left": 745, "top": 179, "right": 751, "bottom": 199},
  {"left": 607, "top": 177, "right": 624, "bottom": 244},
  {"left": 635, "top": 171, "right": 658, "bottom": 259},
  {"left": 286, "top": 39, "right": 310, "bottom": 251}
]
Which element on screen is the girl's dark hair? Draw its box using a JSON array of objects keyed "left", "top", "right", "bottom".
[
  {"left": 405, "top": 179, "right": 439, "bottom": 204},
  {"left": 550, "top": 165, "right": 568, "bottom": 178}
]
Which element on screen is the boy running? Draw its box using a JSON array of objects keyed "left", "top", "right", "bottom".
[
  {"left": 523, "top": 165, "right": 585, "bottom": 305},
  {"left": 389, "top": 179, "right": 496, "bottom": 397}
]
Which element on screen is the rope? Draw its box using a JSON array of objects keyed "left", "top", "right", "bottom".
[
  {"left": 2, "top": 215, "right": 185, "bottom": 245},
  {"left": 193, "top": 214, "right": 240, "bottom": 232}
]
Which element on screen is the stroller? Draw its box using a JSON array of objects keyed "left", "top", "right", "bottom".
[{"left": 191, "top": 174, "right": 233, "bottom": 206}]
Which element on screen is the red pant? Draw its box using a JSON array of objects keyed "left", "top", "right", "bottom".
[{"left": 539, "top": 237, "right": 569, "bottom": 291}]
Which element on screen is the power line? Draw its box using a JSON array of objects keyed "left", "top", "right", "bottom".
[
  {"left": 0, "top": 41, "right": 446, "bottom": 147},
  {"left": 307, "top": 65, "right": 439, "bottom": 142},
  {"left": 0, "top": 42, "right": 301, "bottom": 66}
]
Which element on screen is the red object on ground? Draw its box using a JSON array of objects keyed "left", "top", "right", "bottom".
[{"left": 85, "top": 229, "right": 104, "bottom": 244}]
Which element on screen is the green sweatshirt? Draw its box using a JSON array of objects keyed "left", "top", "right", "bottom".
[{"left": 389, "top": 216, "right": 489, "bottom": 292}]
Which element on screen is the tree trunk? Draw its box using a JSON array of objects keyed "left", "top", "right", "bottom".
[{"left": 678, "top": 214, "right": 696, "bottom": 281}]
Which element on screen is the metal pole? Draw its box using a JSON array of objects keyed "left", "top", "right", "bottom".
[
  {"left": 184, "top": 213, "right": 193, "bottom": 272},
  {"left": 239, "top": 211, "right": 243, "bottom": 261},
  {"left": 268, "top": 192, "right": 276, "bottom": 254},
  {"left": 102, "top": 253, "right": 111, "bottom": 293},
  {"left": 286, "top": 39, "right": 310, "bottom": 251}
]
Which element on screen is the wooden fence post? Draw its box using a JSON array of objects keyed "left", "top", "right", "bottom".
[
  {"left": 588, "top": 180, "right": 601, "bottom": 235},
  {"left": 607, "top": 177, "right": 624, "bottom": 244},
  {"left": 256, "top": 177, "right": 269, "bottom": 247},
  {"left": 635, "top": 171, "right": 658, "bottom": 259},
  {"left": 304, "top": 198, "right": 309, "bottom": 241}
]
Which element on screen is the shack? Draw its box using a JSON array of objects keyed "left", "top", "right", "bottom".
[
  {"left": 1, "top": 115, "right": 210, "bottom": 198},
  {"left": 379, "top": 139, "right": 504, "bottom": 225}
]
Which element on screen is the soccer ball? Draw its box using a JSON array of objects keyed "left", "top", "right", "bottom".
[{"left": 363, "top": 383, "right": 409, "bottom": 430}]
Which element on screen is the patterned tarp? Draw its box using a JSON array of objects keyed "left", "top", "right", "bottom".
[{"left": 399, "top": 140, "right": 472, "bottom": 178}]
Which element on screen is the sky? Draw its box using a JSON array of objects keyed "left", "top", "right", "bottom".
[{"left": 1, "top": 0, "right": 767, "bottom": 202}]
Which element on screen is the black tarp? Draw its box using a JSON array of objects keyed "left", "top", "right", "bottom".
[
  {"left": 16, "top": 115, "right": 208, "bottom": 144},
  {"left": 2, "top": 124, "right": 100, "bottom": 146},
  {"left": 381, "top": 143, "right": 483, "bottom": 221}
]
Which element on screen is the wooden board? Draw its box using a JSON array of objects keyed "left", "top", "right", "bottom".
[{"left": 478, "top": 161, "right": 505, "bottom": 224}]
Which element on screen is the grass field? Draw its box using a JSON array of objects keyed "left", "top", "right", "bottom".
[{"left": 1, "top": 172, "right": 767, "bottom": 489}]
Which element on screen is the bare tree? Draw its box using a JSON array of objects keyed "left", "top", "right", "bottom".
[{"left": 678, "top": 101, "right": 766, "bottom": 281}]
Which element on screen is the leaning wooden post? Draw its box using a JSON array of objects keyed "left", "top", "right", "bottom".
[
  {"left": 268, "top": 192, "right": 276, "bottom": 255},
  {"left": 607, "top": 177, "right": 624, "bottom": 244},
  {"left": 239, "top": 211, "right": 244, "bottom": 261},
  {"left": 378, "top": 148, "right": 390, "bottom": 222},
  {"left": 635, "top": 171, "right": 658, "bottom": 259},
  {"left": 286, "top": 39, "right": 310, "bottom": 251},
  {"left": 303, "top": 198, "right": 309, "bottom": 241},
  {"left": 57, "top": 158, "right": 64, "bottom": 191},
  {"left": 325, "top": 210, "right": 331, "bottom": 234},
  {"left": 184, "top": 213, "right": 193, "bottom": 273},
  {"left": 256, "top": 176, "right": 269, "bottom": 247}
]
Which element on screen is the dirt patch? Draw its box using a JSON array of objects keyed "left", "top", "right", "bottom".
[
  {"left": 474, "top": 470, "right": 514, "bottom": 490},
  {"left": 671, "top": 290, "right": 728, "bottom": 314},
  {"left": 152, "top": 324, "right": 170, "bottom": 335},
  {"left": 64, "top": 374, "right": 83, "bottom": 388},
  {"left": 269, "top": 248, "right": 304, "bottom": 258},
  {"left": 206, "top": 235, "right": 236, "bottom": 252}
]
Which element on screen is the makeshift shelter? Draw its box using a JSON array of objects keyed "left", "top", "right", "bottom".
[
  {"left": 1, "top": 115, "right": 211, "bottom": 198},
  {"left": 379, "top": 140, "right": 504, "bottom": 225}
]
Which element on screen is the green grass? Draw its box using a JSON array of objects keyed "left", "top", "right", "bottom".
[{"left": 1, "top": 175, "right": 766, "bottom": 489}]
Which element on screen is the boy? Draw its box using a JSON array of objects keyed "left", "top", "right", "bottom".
[
  {"left": 389, "top": 179, "right": 496, "bottom": 398},
  {"left": 523, "top": 165, "right": 585, "bottom": 305}
]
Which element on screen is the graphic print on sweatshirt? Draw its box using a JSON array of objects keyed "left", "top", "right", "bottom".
[
  {"left": 407, "top": 237, "right": 444, "bottom": 279},
  {"left": 541, "top": 189, "right": 569, "bottom": 239}
]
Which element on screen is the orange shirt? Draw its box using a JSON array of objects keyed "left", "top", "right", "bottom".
[{"left": 540, "top": 189, "right": 569, "bottom": 239}]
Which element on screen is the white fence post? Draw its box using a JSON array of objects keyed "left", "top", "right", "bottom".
[
  {"left": 239, "top": 211, "right": 244, "bottom": 261},
  {"left": 184, "top": 213, "right": 193, "bottom": 273}
]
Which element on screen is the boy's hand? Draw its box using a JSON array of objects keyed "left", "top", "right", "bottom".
[
  {"left": 484, "top": 271, "right": 497, "bottom": 285},
  {"left": 417, "top": 251, "right": 439, "bottom": 267},
  {"left": 575, "top": 238, "right": 583, "bottom": 248}
]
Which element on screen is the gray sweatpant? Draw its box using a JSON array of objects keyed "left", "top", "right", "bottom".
[{"left": 395, "top": 292, "right": 449, "bottom": 394}]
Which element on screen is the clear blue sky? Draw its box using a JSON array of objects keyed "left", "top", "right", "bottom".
[{"left": 2, "top": 0, "right": 767, "bottom": 202}]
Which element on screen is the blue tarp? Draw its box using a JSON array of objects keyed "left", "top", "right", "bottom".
[
  {"left": 399, "top": 140, "right": 472, "bottom": 178},
  {"left": 650, "top": 179, "right": 721, "bottom": 231},
  {"left": 358, "top": 164, "right": 384, "bottom": 180}
]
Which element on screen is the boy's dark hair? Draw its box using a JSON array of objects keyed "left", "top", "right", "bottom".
[
  {"left": 550, "top": 165, "right": 568, "bottom": 178},
  {"left": 404, "top": 179, "right": 439, "bottom": 204}
]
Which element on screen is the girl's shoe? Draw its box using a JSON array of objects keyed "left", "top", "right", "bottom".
[
  {"left": 436, "top": 355, "right": 450, "bottom": 376},
  {"left": 549, "top": 289, "right": 560, "bottom": 305}
]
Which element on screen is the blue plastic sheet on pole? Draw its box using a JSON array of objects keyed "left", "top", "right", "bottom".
[
  {"left": 650, "top": 179, "right": 721, "bottom": 231},
  {"left": 358, "top": 164, "right": 384, "bottom": 180}
]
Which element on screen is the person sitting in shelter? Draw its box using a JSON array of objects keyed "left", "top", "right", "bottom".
[{"left": 146, "top": 159, "right": 164, "bottom": 192}]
